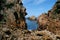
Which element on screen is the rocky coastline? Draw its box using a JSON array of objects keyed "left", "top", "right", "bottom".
[{"left": 0, "top": 0, "right": 60, "bottom": 40}]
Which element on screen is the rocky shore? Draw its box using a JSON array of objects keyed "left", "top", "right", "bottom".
[{"left": 0, "top": 0, "right": 60, "bottom": 40}]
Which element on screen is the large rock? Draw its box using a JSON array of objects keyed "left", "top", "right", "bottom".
[
  {"left": 0, "top": 0, "right": 27, "bottom": 29},
  {"left": 37, "top": 14, "right": 49, "bottom": 30},
  {"left": 37, "top": 0, "right": 60, "bottom": 35},
  {"left": 0, "top": 0, "right": 28, "bottom": 40},
  {"left": 27, "top": 16, "right": 37, "bottom": 21}
]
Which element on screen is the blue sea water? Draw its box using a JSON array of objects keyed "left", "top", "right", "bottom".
[{"left": 26, "top": 19, "right": 38, "bottom": 30}]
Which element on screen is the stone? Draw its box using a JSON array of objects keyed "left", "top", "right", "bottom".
[
  {"left": 27, "top": 16, "right": 36, "bottom": 21},
  {"left": 0, "top": 0, "right": 27, "bottom": 40},
  {"left": 5, "top": 35, "right": 10, "bottom": 38},
  {"left": 37, "top": 0, "right": 60, "bottom": 35},
  {"left": 0, "top": 0, "right": 27, "bottom": 30},
  {"left": 2, "top": 27, "right": 9, "bottom": 32}
]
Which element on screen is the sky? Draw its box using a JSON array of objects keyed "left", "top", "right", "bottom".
[{"left": 22, "top": 0, "right": 57, "bottom": 17}]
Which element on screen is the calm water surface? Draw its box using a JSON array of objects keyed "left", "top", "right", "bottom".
[{"left": 26, "top": 19, "right": 38, "bottom": 30}]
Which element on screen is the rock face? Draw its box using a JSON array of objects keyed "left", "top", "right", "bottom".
[
  {"left": 0, "top": 0, "right": 28, "bottom": 40},
  {"left": 38, "top": 0, "right": 60, "bottom": 35},
  {"left": 0, "top": 0, "right": 27, "bottom": 29}
]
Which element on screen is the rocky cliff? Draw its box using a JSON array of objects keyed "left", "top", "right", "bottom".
[
  {"left": 0, "top": 0, "right": 27, "bottom": 29},
  {"left": 0, "top": 0, "right": 28, "bottom": 40},
  {"left": 0, "top": 0, "right": 60, "bottom": 40},
  {"left": 38, "top": 0, "right": 60, "bottom": 35}
]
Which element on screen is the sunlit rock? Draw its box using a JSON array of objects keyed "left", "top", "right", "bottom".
[
  {"left": 27, "top": 16, "right": 37, "bottom": 21},
  {"left": 37, "top": 0, "right": 60, "bottom": 35}
]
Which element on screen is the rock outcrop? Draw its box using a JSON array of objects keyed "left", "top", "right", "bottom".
[
  {"left": 38, "top": 0, "right": 60, "bottom": 35},
  {"left": 0, "top": 0, "right": 27, "bottom": 29},
  {"left": 0, "top": 0, "right": 28, "bottom": 40},
  {"left": 27, "top": 16, "right": 37, "bottom": 21}
]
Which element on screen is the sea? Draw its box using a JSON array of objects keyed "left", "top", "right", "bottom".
[{"left": 26, "top": 19, "right": 38, "bottom": 31}]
